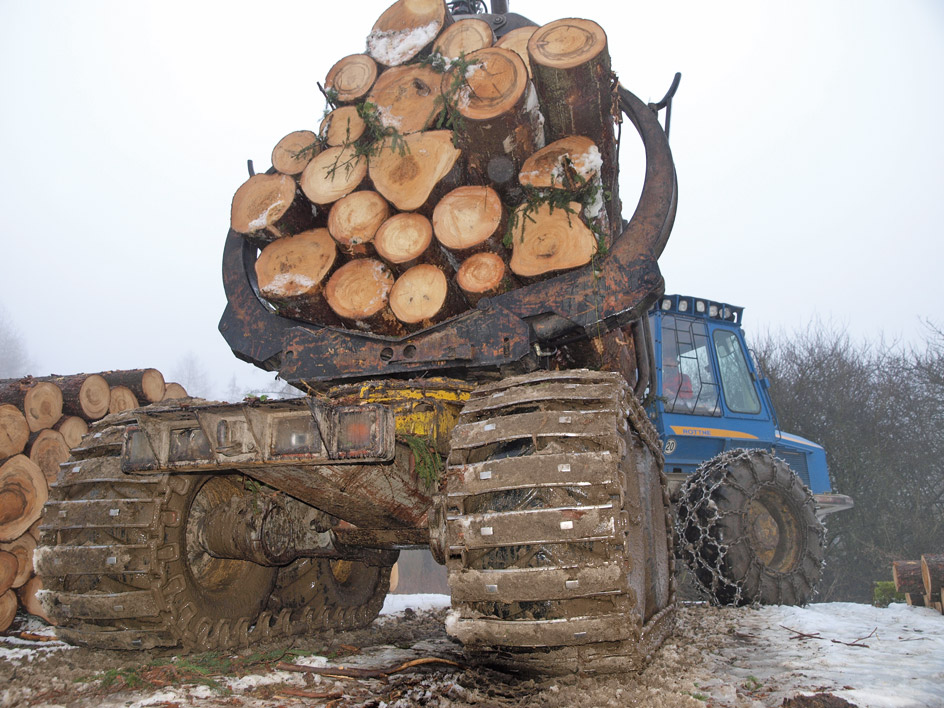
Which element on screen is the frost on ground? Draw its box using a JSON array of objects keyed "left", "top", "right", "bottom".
[{"left": 1, "top": 598, "right": 942, "bottom": 708}]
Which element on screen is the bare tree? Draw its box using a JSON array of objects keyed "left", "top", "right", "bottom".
[
  {"left": 0, "top": 305, "right": 31, "bottom": 378},
  {"left": 170, "top": 352, "right": 213, "bottom": 399},
  {"left": 754, "top": 324, "right": 944, "bottom": 602}
]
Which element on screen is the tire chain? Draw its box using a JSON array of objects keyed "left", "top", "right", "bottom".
[
  {"left": 674, "top": 448, "right": 824, "bottom": 606},
  {"left": 39, "top": 412, "right": 387, "bottom": 653}
]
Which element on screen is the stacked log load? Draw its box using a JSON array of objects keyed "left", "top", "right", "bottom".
[
  {"left": 230, "top": 0, "right": 626, "bottom": 336},
  {"left": 0, "top": 370, "right": 186, "bottom": 630},
  {"left": 892, "top": 555, "right": 944, "bottom": 614}
]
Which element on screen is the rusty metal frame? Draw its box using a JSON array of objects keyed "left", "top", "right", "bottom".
[{"left": 218, "top": 86, "right": 677, "bottom": 386}]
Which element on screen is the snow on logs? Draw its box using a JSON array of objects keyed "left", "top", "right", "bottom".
[
  {"left": 0, "top": 368, "right": 185, "bottom": 629},
  {"left": 228, "top": 1, "right": 626, "bottom": 335}
]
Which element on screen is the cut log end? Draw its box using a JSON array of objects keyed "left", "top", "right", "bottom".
[
  {"left": 325, "top": 54, "right": 379, "bottom": 103},
  {"left": 367, "top": 0, "right": 450, "bottom": 67},
  {"left": 54, "top": 415, "right": 88, "bottom": 450},
  {"left": 389, "top": 265, "right": 449, "bottom": 324},
  {"left": 368, "top": 64, "right": 443, "bottom": 135},
  {"left": 300, "top": 145, "right": 368, "bottom": 205},
  {"left": 272, "top": 130, "right": 320, "bottom": 176},
  {"left": 255, "top": 228, "right": 338, "bottom": 301},
  {"left": 0, "top": 550, "right": 17, "bottom": 595},
  {"left": 0, "top": 404, "right": 29, "bottom": 459},
  {"left": 368, "top": 130, "right": 461, "bottom": 212},
  {"left": 509, "top": 201, "right": 598, "bottom": 278},
  {"left": 457, "top": 252, "right": 506, "bottom": 296},
  {"left": 1, "top": 534, "right": 37, "bottom": 589},
  {"left": 162, "top": 382, "right": 189, "bottom": 400},
  {"left": 0, "top": 589, "right": 15, "bottom": 632},
  {"left": 0, "top": 455, "right": 47, "bottom": 543},
  {"left": 921, "top": 554, "right": 944, "bottom": 596},
  {"left": 18, "top": 575, "right": 54, "bottom": 625},
  {"left": 527, "top": 18, "right": 608, "bottom": 71},
  {"left": 328, "top": 191, "right": 391, "bottom": 250},
  {"left": 454, "top": 47, "right": 528, "bottom": 122},
  {"left": 325, "top": 259, "right": 395, "bottom": 321},
  {"left": 320, "top": 106, "right": 367, "bottom": 147},
  {"left": 374, "top": 213, "right": 434, "bottom": 266},
  {"left": 432, "top": 185, "right": 504, "bottom": 252},
  {"left": 24, "top": 382, "right": 63, "bottom": 433},
  {"left": 433, "top": 18, "right": 493, "bottom": 61},
  {"left": 519, "top": 136, "right": 602, "bottom": 190},
  {"left": 76, "top": 374, "right": 110, "bottom": 420},
  {"left": 109, "top": 386, "right": 140, "bottom": 415},
  {"left": 29, "top": 428, "right": 71, "bottom": 484},
  {"left": 231, "top": 173, "right": 300, "bottom": 236}
]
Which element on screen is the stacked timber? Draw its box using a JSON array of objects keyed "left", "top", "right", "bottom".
[
  {"left": 229, "top": 0, "right": 623, "bottom": 334},
  {"left": 0, "top": 369, "right": 187, "bottom": 629},
  {"left": 892, "top": 555, "right": 944, "bottom": 614}
]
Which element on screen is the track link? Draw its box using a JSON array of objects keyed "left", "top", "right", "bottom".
[
  {"left": 437, "top": 369, "right": 675, "bottom": 675},
  {"left": 37, "top": 412, "right": 390, "bottom": 652}
]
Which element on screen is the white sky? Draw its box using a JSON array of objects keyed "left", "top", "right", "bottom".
[{"left": 1, "top": 1, "right": 942, "bottom": 399}]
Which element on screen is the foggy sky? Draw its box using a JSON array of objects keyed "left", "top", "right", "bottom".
[{"left": 1, "top": 1, "right": 941, "bottom": 399}]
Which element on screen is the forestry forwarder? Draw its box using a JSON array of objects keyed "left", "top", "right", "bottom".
[{"left": 34, "top": 2, "right": 825, "bottom": 675}]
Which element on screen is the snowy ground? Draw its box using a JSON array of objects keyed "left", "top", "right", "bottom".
[{"left": 1, "top": 597, "right": 942, "bottom": 708}]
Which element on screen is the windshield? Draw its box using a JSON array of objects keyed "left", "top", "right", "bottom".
[{"left": 659, "top": 316, "right": 721, "bottom": 416}]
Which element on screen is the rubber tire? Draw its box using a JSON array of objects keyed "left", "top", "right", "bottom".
[{"left": 675, "top": 449, "right": 825, "bottom": 606}]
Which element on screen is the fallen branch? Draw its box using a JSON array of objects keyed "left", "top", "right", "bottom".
[
  {"left": 781, "top": 624, "right": 874, "bottom": 648},
  {"left": 277, "top": 688, "right": 344, "bottom": 700},
  {"left": 275, "top": 656, "right": 463, "bottom": 680}
]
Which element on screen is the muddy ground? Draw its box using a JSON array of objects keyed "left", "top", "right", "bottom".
[{"left": 5, "top": 600, "right": 922, "bottom": 708}]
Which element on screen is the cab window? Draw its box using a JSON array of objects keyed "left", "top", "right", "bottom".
[
  {"left": 712, "top": 330, "right": 761, "bottom": 414},
  {"left": 660, "top": 316, "right": 721, "bottom": 416}
]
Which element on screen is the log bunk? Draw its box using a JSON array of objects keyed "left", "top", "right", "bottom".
[
  {"left": 0, "top": 370, "right": 187, "bottom": 629},
  {"left": 229, "top": 0, "right": 627, "bottom": 343}
]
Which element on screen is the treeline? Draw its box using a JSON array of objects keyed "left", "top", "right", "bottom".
[{"left": 753, "top": 324, "right": 944, "bottom": 602}]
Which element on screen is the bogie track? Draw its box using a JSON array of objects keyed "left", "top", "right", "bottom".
[
  {"left": 435, "top": 369, "right": 676, "bottom": 675},
  {"left": 36, "top": 412, "right": 391, "bottom": 652}
]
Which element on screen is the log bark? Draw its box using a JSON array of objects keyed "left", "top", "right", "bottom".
[
  {"left": 368, "top": 130, "right": 462, "bottom": 212},
  {"left": 921, "top": 554, "right": 944, "bottom": 596},
  {"left": 432, "top": 185, "right": 506, "bottom": 258},
  {"left": 508, "top": 201, "right": 598, "bottom": 279},
  {"left": 432, "top": 17, "right": 493, "bottom": 61},
  {"left": 101, "top": 369, "right": 165, "bottom": 404},
  {"left": 320, "top": 106, "right": 367, "bottom": 147},
  {"left": 448, "top": 47, "right": 542, "bottom": 193},
  {"left": 271, "top": 130, "right": 321, "bottom": 176},
  {"left": 231, "top": 173, "right": 317, "bottom": 244},
  {"left": 18, "top": 575, "right": 54, "bottom": 624},
  {"left": 328, "top": 191, "right": 391, "bottom": 255},
  {"left": 324, "top": 258, "right": 401, "bottom": 335},
  {"left": 162, "top": 382, "right": 188, "bottom": 400},
  {"left": 108, "top": 386, "right": 140, "bottom": 415},
  {"left": 34, "top": 373, "right": 109, "bottom": 421},
  {"left": 494, "top": 25, "right": 537, "bottom": 78},
  {"left": 0, "top": 379, "right": 63, "bottom": 433},
  {"left": 54, "top": 415, "right": 88, "bottom": 449},
  {"left": 389, "top": 264, "right": 465, "bottom": 329},
  {"left": 325, "top": 54, "right": 378, "bottom": 104},
  {"left": 0, "top": 404, "right": 29, "bottom": 459},
  {"left": 367, "top": 64, "right": 444, "bottom": 135},
  {"left": 28, "top": 429, "right": 70, "bottom": 484},
  {"left": 373, "top": 213, "right": 435, "bottom": 273},
  {"left": 456, "top": 252, "right": 515, "bottom": 308},
  {"left": 0, "top": 589, "right": 14, "bottom": 632},
  {"left": 893, "top": 560, "right": 925, "bottom": 594},
  {"left": 0, "top": 533, "right": 36, "bottom": 588},
  {"left": 300, "top": 144, "right": 368, "bottom": 206},
  {"left": 905, "top": 592, "right": 926, "bottom": 607},
  {"left": 367, "top": 0, "right": 453, "bottom": 67},
  {"left": 528, "top": 18, "right": 620, "bottom": 234},
  {"left": 0, "top": 550, "right": 17, "bottom": 595},
  {"left": 254, "top": 228, "right": 341, "bottom": 325}
]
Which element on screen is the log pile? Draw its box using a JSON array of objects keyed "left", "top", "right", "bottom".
[
  {"left": 892, "top": 554, "right": 944, "bottom": 614},
  {"left": 230, "top": 0, "right": 624, "bottom": 335},
  {"left": 0, "top": 369, "right": 186, "bottom": 630}
]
